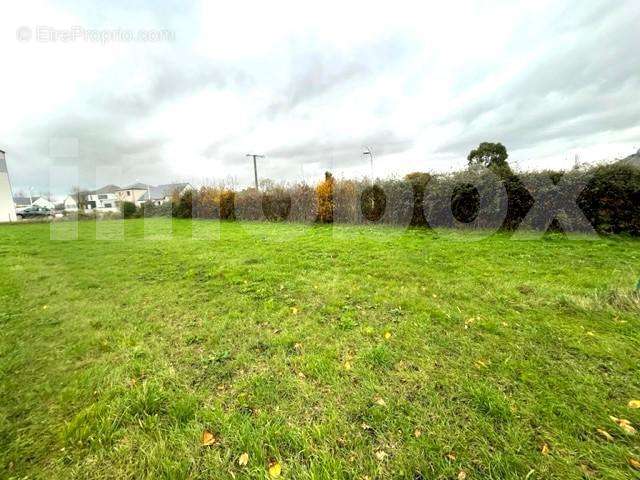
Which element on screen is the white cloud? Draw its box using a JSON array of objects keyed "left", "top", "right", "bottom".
[{"left": 1, "top": 0, "right": 639, "bottom": 195}]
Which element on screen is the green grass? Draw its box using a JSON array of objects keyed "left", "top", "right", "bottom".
[{"left": 1, "top": 219, "right": 639, "bottom": 479}]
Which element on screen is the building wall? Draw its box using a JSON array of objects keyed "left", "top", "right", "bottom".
[
  {"left": 63, "top": 196, "right": 78, "bottom": 211},
  {"left": 87, "top": 193, "right": 118, "bottom": 211},
  {"left": 0, "top": 151, "right": 17, "bottom": 223},
  {"left": 116, "top": 188, "right": 147, "bottom": 206}
]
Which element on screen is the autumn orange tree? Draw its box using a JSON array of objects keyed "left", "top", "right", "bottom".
[{"left": 315, "top": 171, "right": 335, "bottom": 223}]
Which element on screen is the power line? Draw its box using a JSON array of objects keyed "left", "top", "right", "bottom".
[{"left": 246, "top": 154, "right": 265, "bottom": 190}]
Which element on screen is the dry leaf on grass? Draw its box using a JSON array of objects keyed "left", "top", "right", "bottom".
[
  {"left": 238, "top": 452, "right": 249, "bottom": 466},
  {"left": 541, "top": 443, "right": 550, "bottom": 455},
  {"left": 291, "top": 307, "right": 299, "bottom": 315},
  {"left": 629, "top": 458, "right": 640, "bottom": 470},
  {"left": 445, "top": 452, "right": 457, "bottom": 461},
  {"left": 610, "top": 416, "right": 636, "bottom": 435},
  {"left": 414, "top": 429, "right": 422, "bottom": 438},
  {"left": 375, "top": 450, "right": 387, "bottom": 461},
  {"left": 344, "top": 361, "right": 352, "bottom": 370},
  {"left": 201, "top": 430, "right": 216, "bottom": 446},
  {"left": 268, "top": 459, "right": 282, "bottom": 478},
  {"left": 458, "top": 471, "right": 467, "bottom": 480},
  {"left": 580, "top": 464, "right": 597, "bottom": 477},
  {"left": 384, "top": 331, "right": 392, "bottom": 339},
  {"left": 361, "top": 422, "right": 374, "bottom": 433},
  {"left": 474, "top": 360, "right": 488, "bottom": 369},
  {"left": 628, "top": 400, "right": 640, "bottom": 409},
  {"left": 596, "top": 429, "right": 614, "bottom": 442},
  {"left": 375, "top": 398, "right": 386, "bottom": 406}
]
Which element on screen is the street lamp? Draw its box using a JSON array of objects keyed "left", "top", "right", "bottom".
[{"left": 363, "top": 146, "right": 374, "bottom": 179}]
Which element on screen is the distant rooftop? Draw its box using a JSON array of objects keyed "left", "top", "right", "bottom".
[
  {"left": 92, "top": 184, "right": 121, "bottom": 194},
  {"left": 139, "top": 183, "right": 190, "bottom": 201}
]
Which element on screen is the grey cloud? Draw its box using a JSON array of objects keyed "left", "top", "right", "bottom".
[
  {"left": 266, "top": 131, "right": 413, "bottom": 166},
  {"left": 99, "top": 54, "right": 254, "bottom": 116},
  {"left": 438, "top": 4, "right": 640, "bottom": 155},
  {"left": 267, "top": 34, "right": 414, "bottom": 116}
]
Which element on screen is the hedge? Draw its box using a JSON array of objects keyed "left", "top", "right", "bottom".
[{"left": 149, "top": 163, "right": 640, "bottom": 235}]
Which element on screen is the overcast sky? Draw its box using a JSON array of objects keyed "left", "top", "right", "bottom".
[{"left": 1, "top": 0, "right": 640, "bottom": 196}]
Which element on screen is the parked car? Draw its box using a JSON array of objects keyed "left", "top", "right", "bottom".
[{"left": 16, "top": 206, "right": 54, "bottom": 220}]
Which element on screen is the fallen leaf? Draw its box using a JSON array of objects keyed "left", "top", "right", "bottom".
[
  {"left": 541, "top": 443, "right": 550, "bottom": 455},
  {"left": 458, "top": 471, "right": 467, "bottom": 480},
  {"left": 474, "top": 359, "right": 488, "bottom": 369},
  {"left": 610, "top": 416, "right": 636, "bottom": 435},
  {"left": 445, "top": 452, "right": 457, "bottom": 461},
  {"left": 42, "top": 305, "right": 48, "bottom": 310},
  {"left": 375, "top": 398, "right": 386, "bottom": 406},
  {"left": 201, "top": 430, "right": 216, "bottom": 446},
  {"left": 291, "top": 307, "right": 298, "bottom": 315},
  {"left": 586, "top": 331, "right": 595, "bottom": 337},
  {"left": 596, "top": 428, "right": 614, "bottom": 442},
  {"left": 628, "top": 400, "right": 640, "bottom": 409},
  {"left": 361, "top": 422, "right": 374, "bottom": 433},
  {"left": 629, "top": 458, "right": 640, "bottom": 471},
  {"left": 384, "top": 331, "right": 392, "bottom": 339},
  {"left": 375, "top": 450, "right": 387, "bottom": 461},
  {"left": 344, "top": 361, "right": 352, "bottom": 370},
  {"left": 414, "top": 429, "right": 422, "bottom": 438},
  {"left": 268, "top": 459, "right": 281, "bottom": 478},
  {"left": 238, "top": 452, "right": 249, "bottom": 466},
  {"left": 579, "top": 464, "right": 597, "bottom": 477}
]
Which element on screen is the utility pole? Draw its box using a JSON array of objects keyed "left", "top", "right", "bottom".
[
  {"left": 363, "top": 146, "right": 374, "bottom": 179},
  {"left": 246, "top": 154, "right": 264, "bottom": 190}
]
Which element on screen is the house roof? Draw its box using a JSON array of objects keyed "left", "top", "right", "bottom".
[
  {"left": 93, "top": 184, "right": 121, "bottom": 194},
  {"left": 13, "top": 195, "right": 53, "bottom": 204},
  {"left": 13, "top": 196, "right": 33, "bottom": 205},
  {"left": 139, "top": 183, "right": 191, "bottom": 201},
  {"left": 118, "top": 183, "right": 151, "bottom": 191}
]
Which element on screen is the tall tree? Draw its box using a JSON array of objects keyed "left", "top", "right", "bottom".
[{"left": 467, "top": 142, "right": 511, "bottom": 173}]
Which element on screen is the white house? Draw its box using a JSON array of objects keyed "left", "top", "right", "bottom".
[
  {"left": 13, "top": 195, "right": 56, "bottom": 211},
  {"left": 85, "top": 184, "right": 120, "bottom": 212},
  {"left": 0, "top": 150, "right": 17, "bottom": 223},
  {"left": 13, "top": 196, "right": 32, "bottom": 209},
  {"left": 32, "top": 197, "right": 56, "bottom": 210},
  {"left": 62, "top": 195, "right": 79, "bottom": 212},
  {"left": 116, "top": 182, "right": 192, "bottom": 207},
  {"left": 115, "top": 183, "right": 151, "bottom": 207}
]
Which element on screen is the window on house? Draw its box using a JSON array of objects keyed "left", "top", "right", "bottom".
[
  {"left": 127, "top": 191, "right": 131, "bottom": 196},
  {"left": 104, "top": 203, "right": 112, "bottom": 208},
  {"left": 98, "top": 194, "right": 108, "bottom": 200}
]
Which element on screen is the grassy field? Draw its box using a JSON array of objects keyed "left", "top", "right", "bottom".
[{"left": 1, "top": 218, "right": 639, "bottom": 479}]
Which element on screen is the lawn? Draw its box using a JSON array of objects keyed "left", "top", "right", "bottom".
[{"left": 1, "top": 219, "right": 639, "bottom": 479}]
